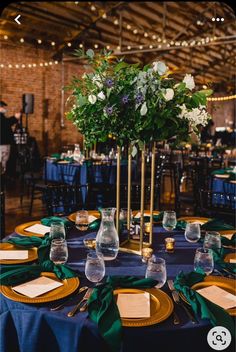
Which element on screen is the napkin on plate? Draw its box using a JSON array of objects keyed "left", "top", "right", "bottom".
[
  {"left": 87, "top": 276, "right": 158, "bottom": 352},
  {"left": 174, "top": 271, "right": 235, "bottom": 338}
]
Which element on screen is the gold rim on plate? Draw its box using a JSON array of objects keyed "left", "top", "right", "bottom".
[
  {"left": 0, "top": 243, "right": 38, "bottom": 264},
  {"left": 15, "top": 221, "right": 47, "bottom": 238},
  {"left": 113, "top": 288, "right": 173, "bottom": 327},
  {"left": 177, "top": 217, "right": 211, "bottom": 225},
  {"left": 224, "top": 253, "right": 236, "bottom": 263},
  {"left": 180, "top": 276, "right": 236, "bottom": 316},
  {"left": 68, "top": 210, "right": 100, "bottom": 223},
  {"left": 0, "top": 272, "right": 80, "bottom": 303}
]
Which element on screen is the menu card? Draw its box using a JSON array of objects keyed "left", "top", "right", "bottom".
[
  {"left": 196, "top": 285, "right": 236, "bottom": 310},
  {"left": 229, "top": 259, "right": 236, "bottom": 263},
  {"left": 24, "top": 224, "right": 51, "bottom": 235},
  {"left": 88, "top": 215, "right": 97, "bottom": 223},
  {"left": 117, "top": 292, "right": 150, "bottom": 318},
  {"left": 12, "top": 276, "right": 63, "bottom": 298},
  {"left": 0, "top": 250, "right": 28, "bottom": 260},
  {"left": 134, "top": 212, "right": 151, "bottom": 219}
]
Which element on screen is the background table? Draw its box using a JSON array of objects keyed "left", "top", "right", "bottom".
[{"left": 1, "top": 225, "right": 235, "bottom": 352}]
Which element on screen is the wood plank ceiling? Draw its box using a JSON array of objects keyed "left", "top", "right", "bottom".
[{"left": 1, "top": 1, "right": 235, "bottom": 91}]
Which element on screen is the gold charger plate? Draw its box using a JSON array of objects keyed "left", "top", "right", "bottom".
[
  {"left": 224, "top": 253, "right": 236, "bottom": 263},
  {"left": 214, "top": 174, "right": 230, "bottom": 179},
  {"left": 113, "top": 288, "right": 173, "bottom": 327},
  {"left": 180, "top": 276, "right": 236, "bottom": 316},
  {"left": 0, "top": 243, "right": 38, "bottom": 264},
  {"left": 0, "top": 272, "right": 80, "bottom": 304},
  {"left": 68, "top": 210, "right": 100, "bottom": 223},
  {"left": 15, "top": 221, "right": 48, "bottom": 238},
  {"left": 177, "top": 217, "right": 211, "bottom": 225}
]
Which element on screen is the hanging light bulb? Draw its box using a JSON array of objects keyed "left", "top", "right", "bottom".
[
  {"left": 54, "top": 61, "right": 58, "bottom": 64},
  {"left": 139, "top": 45, "right": 143, "bottom": 49},
  {"left": 8, "top": 64, "right": 12, "bottom": 68},
  {"left": 127, "top": 45, "right": 131, "bottom": 50},
  {"left": 4, "top": 35, "right": 8, "bottom": 40},
  {"left": 51, "top": 41, "right": 55, "bottom": 46},
  {"left": 102, "top": 13, "right": 107, "bottom": 19},
  {"left": 116, "top": 46, "right": 120, "bottom": 50},
  {"left": 40, "top": 63, "right": 44, "bottom": 66},
  {"left": 37, "top": 39, "right": 42, "bottom": 44},
  {"left": 67, "top": 42, "right": 72, "bottom": 47},
  {"left": 79, "top": 43, "right": 83, "bottom": 48},
  {"left": 152, "top": 34, "right": 156, "bottom": 40},
  {"left": 91, "top": 5, "right": 96, "bottom": 11},
  {"left": 126, "top": 24, "right": 131, "bottom": 30},
  {"left": 149, "top": 44, "right": 153, "bottom": 49},
  {"left": 133, "top": 29, "right": 138, "bottom": 34},
  {"left": 114, "top": 19, "right": 119, "bottom": 25},
  {"left": 15, "top": 64, "right": 19, "bottom": 68},
  {"left": 33, "top": 63, "right": 37, "bottom": 67},
  {"left": 21, "top": 64, "right": 25, "bottom": 68},
  {"left": 20, "top": 38, "right": 24, "bottom": 43}
]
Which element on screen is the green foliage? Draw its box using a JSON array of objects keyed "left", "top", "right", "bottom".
[{"left": 66, "top": 49, "right": 213, "bottom": 147}]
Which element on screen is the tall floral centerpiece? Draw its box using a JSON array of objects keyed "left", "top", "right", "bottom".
[{"left": 67, "top": 49, "right": 212, "bottom": 254}]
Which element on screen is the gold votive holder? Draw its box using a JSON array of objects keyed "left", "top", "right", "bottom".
[
  {"left": 83, "top": 238, "right": 96, "bottom": 250},
  {"left": 141, "top": 247, "right": 153, "bottom": 263},
  {"left": 145, "top": 222, "right": 151, "bottom": 234},
  {"left": 165, "top": 237, "right": 175, "bottom": 253}
]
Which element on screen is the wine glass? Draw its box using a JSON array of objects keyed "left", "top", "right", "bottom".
[
  {"left": 75, "top": 210, "right": 89, "bottom": 231},
  {"left": 203, "top": 231, "right": 221, "bottom": 250},
  {"left": 194, "top": 247, "right": 214, "bottom": 275},
  {"left": 145, "top": 256, "right": 167, "bottom": 288},
  {"left": 49, "top": 239, "right": 68, "bottom": 265},
  {"left": 184, "top": 223, "right": 201, "bottom": 243},
  {"left": 50, "top": 221, "right": 66, "bottom": 240},
  {"left": 162, "top": 211, "right": 177, "bottom": 232},
  {"left": 85, "top": 252, "right": 105, "bottom": 285}
]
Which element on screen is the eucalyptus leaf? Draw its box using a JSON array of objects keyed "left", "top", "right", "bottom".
[
  {"left": 86, "top": 49, "right": 94, "bottom": 59},
  {"left": 131, "top": 145, "right": 138, "bottom": 157}
]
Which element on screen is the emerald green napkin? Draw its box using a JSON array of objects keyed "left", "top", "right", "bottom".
[
  {"left": 51, "top": 153, "right": 61, "bottom": 160},
  {"left": 212, "top": 246, "right": 236, "bottom": 274},
  {"left": 229, "top": 172, "right": 236, "bottom": 181},
  {"left": 88, "top": 276, "right": 158, "bottom": 352},
  {"left": 201, "top": 219, "right": 234, "bottom": 231},
  {"left": 174, "top": 271, "right": 235, "bottom": 337},
  {"left": 41, "top": 216, "right": 72, "bottom": 228},
  {"left": 3, "top": 235, "right": 78, "bottom": 285},
  {"left": 221, "top": 233, "right": 236, "bottom": 247},
  {"left": 211, "top": 168, "right": 233, "bottom": 176}
]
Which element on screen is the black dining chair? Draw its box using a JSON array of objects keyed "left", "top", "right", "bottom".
[{"left": 0, "top": 191, "right": 5, "bottom": 239}]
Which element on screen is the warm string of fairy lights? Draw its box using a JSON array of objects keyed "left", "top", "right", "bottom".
[
  {"left": 207, "top": 95, "right": 236, "bottom": 102},
  {"left": 0, "top": 61, "right": 59, "bottom": 69}
]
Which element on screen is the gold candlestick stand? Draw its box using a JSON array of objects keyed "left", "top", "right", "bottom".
[{"left": 119, "top": 144, "right": 154, "bottom": 255}]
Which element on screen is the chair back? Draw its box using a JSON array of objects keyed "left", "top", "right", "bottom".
[{"left": 0, "top": 192, "right": 5, "bottom": 239}]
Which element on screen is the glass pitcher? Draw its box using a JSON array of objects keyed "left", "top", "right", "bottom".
[{"left": 96, "top": 208, "right": 119, "bottom": 260}]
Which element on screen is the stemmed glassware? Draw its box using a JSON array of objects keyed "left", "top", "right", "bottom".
[
  {"left": 203, "top": 231, "right": 221, "bottom": 250},
  {"left": 184, "top": 223, "right": 201, "bottom": 243},
  {"left": 194, "top": 247, "right": 214, "bottom": 275},
  {"left": 75, "top": 210, "right": 89, "bottom": 231},
  {"left": 162, "top": 211, "right": 177, "bottom": 232},
  {"left": 85, "top": 252, "right": 105, "bottom": 285}
]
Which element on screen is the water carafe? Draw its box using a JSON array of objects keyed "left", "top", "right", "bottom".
[{"left": 96, "top": 208, "right": 119, "bottom": 260}]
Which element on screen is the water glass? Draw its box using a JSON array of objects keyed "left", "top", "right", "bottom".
[
  {"left": 49, "top": 221, "right": 66, "bottom": 240},
  {"left": 145, "top": 256, "right": 167, "bottom": 288},
  {"left": 76, "top": 210, "right": 89, "bottom": 231},
  {"left": 49, "top": 239, "right": 68, "bottom": 265},
  {"left": 162, "top": 211, "right": 177, "bottom": 231},
  {"left": 194, "top": 247, "right": 214, "bottom": 275},
  {"left": 85, "top": 252, "right": 105, "bottom": 283},
  {"left": 184, "top": 223, "right": 201, "bottom": 243},
  {"left": 204, "top": 231, "right": 221, "bottom": 250}
]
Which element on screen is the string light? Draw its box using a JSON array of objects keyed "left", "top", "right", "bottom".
[
  {"left": 20, "top": 38, "right": 24, "bottom": 43},
  {"left": 94, "top": 44, "right": 98, "bottom": 48},
  {"left": 149, "top": 44, "right": 153, "bottom": 49},
  {"left": 133, "top": 29, "right": 138, "bottom": 34},
  {"left": 106, "top": 45, "right": 110, "bottom": 49},
  {"left": 127, "top": 45, "right": 131, "bottom": 50},
  {"left": 67, "top": 42, "right": 72, "bottom": 47},
  {"left": 37, "top": 39, "right": 42, "bottom": 44},
  {"left": 4, "top": 35, "right": 8, "bottom": 40},
  {"left": 79, "top": 43, "right": 83, "bottom": 48},
  {"left": 51, "top": 41, "right": 55, "bottom": 46},
  {"left": 0, "top": 60, "right": 60, "bottom": 69},
  {"left": 0, "top": 64, "right": 4, "bottom": 68},
  {"left": 207, "top": 95, "right": 236, "bottom": 101},
  {"left": 114, "top": 19, "right": 119, "bottom": 25},
  {"left": 102, "top": 13, "right": 107, "bottom": 19},
  {"left": 116, "top": 46, "right": 120, "bottom": 50},
  {"left": 144, "top": 32, "right": 148, "bottom": 37},
  {"left": 90, "top": 5, "right": 96, "bottom": 11},
  {"left": 126, "top": 24, "right": 131, "bottom": 30}
]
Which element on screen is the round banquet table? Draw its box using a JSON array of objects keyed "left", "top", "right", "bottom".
[{"left": 1, "top": 225, "right": 235, "bottom": 352}]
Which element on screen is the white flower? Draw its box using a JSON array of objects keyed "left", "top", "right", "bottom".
[
  {"left": 152, "top": 61, "right": 168, "bottom": 75},
  {"left": 183, "top": 74, "right": 195, "bottom": 90},
  {"left": 97, "top": 91, "right": 106, "bottom": 100},
  {"left": 140, "top": 102, "right": 148, "bottom": 116},
  {"left": 178, "top": 104, "right": 210, "bottom": 129},
  {"left": 163, "top": 88, "right": 174, "bottom": 101},
  {"left": 92, "top": 74, "right": 103, "bottom": 89},
  {"left": 88, "top": 94, "right": 97, "bottom": 104}
]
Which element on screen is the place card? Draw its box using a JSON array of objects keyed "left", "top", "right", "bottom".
[
  {"left": 134, "top": 212, "right": 150, "bottom": 219},
  {"left": 12, "top": 276, "right": 63, "bottom": 298},
  {"left": 0, "top": 250, "right": 28, "bottom": 260},
  {"left": 117, "top": 292, "right": 150, "bottom": 318},
  {"left": 24, "top": 224, "right": 51, "bottom": 235},
  {"left": 196, "top": 285, "right": 236, "bottom": 310},
  {"left": 229, "top": 259, "right": 236, "bottom": 263},
  {"left": 88, "top": 215, "right": 97, "bottom": 223}
]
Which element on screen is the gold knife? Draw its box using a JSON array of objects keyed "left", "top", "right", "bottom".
[
  {"left": 50, "top": 286, "right": 88, "bottom": 311},
  {"left": 67, "top": 288, "right": 93, "bottom": 317}
]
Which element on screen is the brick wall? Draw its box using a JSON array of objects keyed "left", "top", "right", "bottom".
[{"left": 0, "top": 42, "right": 85, "bottom": 156}]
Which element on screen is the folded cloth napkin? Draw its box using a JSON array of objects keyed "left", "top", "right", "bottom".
[
  {"left": 174, "top": 271, "right": 235, "bottom": 337},
  {"left": 211, "top": 168, "right": 233, "bottom": 176},
  {"left": 212, "top": 246, "right": 236, "bottom": 274},
  {"left": 3, "top": 235, "right": 79, "bottom": 285},
  {"left": 221, "top": 233, "right": 236, "bottom": 247},
  {"left": 88, "top": 276, "right": 158, "bottom": 352},
  {"left": 41, "top": 216, "right": 72, "bottom": 228},
  {"left": 201, "top": 219, "right": 234, "bottom": 231},
  {"left": 51, "top": 153, "right": 61, "bottom": 160}
]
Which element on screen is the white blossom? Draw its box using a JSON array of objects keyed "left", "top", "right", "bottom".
[
  {"left": 97, "top": 91, "right": 106, "bottom": 100},
  {"left": 152, "top": 61, "right": 168, "bottom": 75},
  {"left": 163, "top": 88, "right": 174, "bottom": 101},
  {"left": 88, "top": 94, "right": 97, "bottom": 104},
  {"left": 178, "top": 104, "right": 209, "bottom": 129},
  {"left": 92, "top": 74, "right": 103, "bottom": 89},
  {"left": 140, "top": 102, "right": 148, "bottom": 116},
  {"left": 183, "top": 74, "right": 195, "bottom": 90}
]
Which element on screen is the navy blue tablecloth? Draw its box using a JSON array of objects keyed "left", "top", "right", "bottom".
[{"left": 1, "top": 226, "right": 235, "bottom": 352}]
